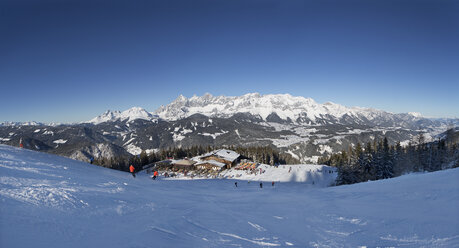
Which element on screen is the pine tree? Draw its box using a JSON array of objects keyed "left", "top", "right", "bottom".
[
  {"left": 381, "top": 137, "right": 394, "bottom": 179},
  {"left": 139, "top": 150, "right": 149, "bottom": 166}
]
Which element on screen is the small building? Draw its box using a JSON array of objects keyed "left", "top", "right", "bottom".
[
  {"left": 200, "top": 149, "right": 241, "bottom": 169},
  {"left": 154, "top": 160, "right": 174, "bottom": 170},
  {"left": 196, "top": 160, "right": 226, "bottom": 171},
  {"left": 172, "top": 159, "right": 196, "bottom": 171}
]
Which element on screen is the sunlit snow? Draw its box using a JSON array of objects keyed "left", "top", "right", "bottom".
[{"left": 1, "top": 145, "right": 458, "bottom": 248}]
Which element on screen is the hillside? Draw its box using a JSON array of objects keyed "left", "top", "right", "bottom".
[{"left": 1, "top": 144, "right": 458, "bottom": 247}]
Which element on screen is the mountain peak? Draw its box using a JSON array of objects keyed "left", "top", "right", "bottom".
[
  {"left": 120, "top": 107, "right": 154, "bottom": 122},
  {"left": 408, "top": 112, "right": 422, "bottom": 118},
  {"left": 87, "top": 107, "right": 156, "bottom": 124},
  {"left": 175, "top": 94, "right": 188, "bottom": 103}
]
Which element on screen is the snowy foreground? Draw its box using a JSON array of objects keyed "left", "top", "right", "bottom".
[{"left": 1, "top": 145, "right": 458, "bottom": 248}]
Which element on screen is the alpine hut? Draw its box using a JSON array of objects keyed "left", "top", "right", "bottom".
[{"left": 200, "top": 149, "right": 240, "bottom": 169}]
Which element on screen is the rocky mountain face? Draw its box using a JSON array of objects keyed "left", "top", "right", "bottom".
[
  {"left": 155, "top": 93, "right": 438, "bottom": 128},
  {"left": 1, "top": 93, "right": 457, "bottom": 163}
]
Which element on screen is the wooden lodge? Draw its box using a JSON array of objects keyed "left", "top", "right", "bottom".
[
  {"left": 172, "top": 159, "right": 196, "bottom": 171},
  {"left": 196, "top": 160, "right": 226, "bottom": 171},
  {"left": 200, "top": 149, "right": 241, "bottom": 169}
]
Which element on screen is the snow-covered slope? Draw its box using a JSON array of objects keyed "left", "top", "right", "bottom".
[
  {"left": 87, "top": 107, "right": 157, "bottom": 124},
  {"left": 1, "top": 145, "right": 458, "bottom": 247},
  {"left": 221, "top": 164, "right": 337, "bottom": 186}
]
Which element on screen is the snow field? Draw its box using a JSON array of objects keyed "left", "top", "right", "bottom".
[
  {"left": 1, "top": 144, "right": 458, "bottom": 248},
  {"left": 221, "top": 164, "right": 337, "bottom": 187}
]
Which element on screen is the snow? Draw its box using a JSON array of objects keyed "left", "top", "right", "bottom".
[
  {"left": 202, "top": 149, "right": 240, "bottom": 162},
  {"left": 155, "top": 93, "right": 392, "bottom": 123},
  {"left": 123, "top": 137, "right": 135, "bottom": 146},
  {"left": 1, "top": 144, "right": 458, "bottom": 248},
  {"left": 304, "top": 155, "right": 321, "bottom": 163},
  {"left": 180, "top": 128, "right": 193, "bottom": 135},
  {"left": 318, "top": 144, "right": 333, "bottom": 154},
  {"left": 267, "top": 135, "right": 309, "bottom": 147},
  {"left": 200, "top": 131, "right": 227, "bottom": 139},
  {"left": 125, "top": 143, "right": 142, "bottom": 155},
  {"left": 42, "top": 130, "right": 54, "bottom": 135},
  {"left": 87, "top": 107, "right": 157, "bottom": 124},
  {"left": 222, "top": 164, "right": 337, "bottom": 185},
  {"left": 172, "top": 133, "right": 186, "bottom": 142},
  {"left": 235, "top": 129, "right": 241, "bottom": 138},
  {"left": 400, "top": 140, "right": 411, "bottom": 147},
  {"left": 408, "top": 112, "right": 423, "bottom": 118},
  {"left": 145, "top": 148, "right": 158, "bottom": 155},
  {"left": 0, "top": 138, "right": 11, "bottom": 141},
  {"left": 52, "top": 139, "right": 67, "bottom": 144},
  {"left": 286, "top": 150, "right": 300, "bottom": 160}
]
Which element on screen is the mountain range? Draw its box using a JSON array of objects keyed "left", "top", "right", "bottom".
[{"left": 1, "top": 93, "right": 457, "bottom": 163}]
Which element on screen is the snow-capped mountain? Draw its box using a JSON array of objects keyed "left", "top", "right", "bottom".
[
  {"left": 87, "top": 107, "right": 158, "bottom": 124},
  {"left": 154, "top": 93, "right": 426, "bottom": 127},
  {"left": 87, "top": 93, "right": 431, "bottom": 128},
  {"left": 0, "top": 121, "right": 44, "bottom": 126}
]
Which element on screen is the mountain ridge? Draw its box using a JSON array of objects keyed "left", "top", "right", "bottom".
[
  {"left": 85, "top": 93, "right": 440, "bottom": 127},
  {"left": 3, "top": 93, "right": 456, "bottom": 126}
]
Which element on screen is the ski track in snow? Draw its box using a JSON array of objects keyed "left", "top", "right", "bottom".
[
  {"left": 1, "top": 144, "right": 458, "bottom": 248},
  {"left": 248, "top": 221, "right": 267, "bottom": 232}
]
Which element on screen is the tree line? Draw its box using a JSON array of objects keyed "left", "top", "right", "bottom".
[
  {"left": 93, "top": 144, "right": 300, "bottom": 172},
  {"left": 319, "top": 131, "right": 459, "bottom": 185}
]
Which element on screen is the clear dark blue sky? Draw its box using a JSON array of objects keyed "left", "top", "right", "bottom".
[{"left": 1, "top": 0, "right": 458, "bottom": 123}]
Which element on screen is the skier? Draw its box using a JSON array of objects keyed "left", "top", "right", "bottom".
[
  {"left": 259, "top": 182, "right": 263, "bottom": 188},
  {"left": 235, "top": 182, "right": 238, "bottom": 187},
  {"left": 272, "top": 181, "right": 275, "bottom": 187},
  {"left": 129, "top": 165, "right": 136, "bottom": 178},
  {"left": 153, "top": 170, "right": 159, "bottom": 180}
]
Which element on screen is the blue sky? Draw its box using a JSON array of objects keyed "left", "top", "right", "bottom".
[{"left": 1, "top": 0, "right": 458, "bottom": 123}]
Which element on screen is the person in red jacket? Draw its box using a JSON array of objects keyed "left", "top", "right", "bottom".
[
  {"left": 129, "top": 165, "right": 136, "bottom": 178},
  {"left": 152, "top": 170, "right": 158, "bottom": 180}
]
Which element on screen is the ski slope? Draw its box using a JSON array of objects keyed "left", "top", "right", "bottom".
[
  {"left": 221, "top": 164, "right": 337, "bottom": 186},
  {"left": 1, "top": 144, "right": 458, "bottom": 247}
]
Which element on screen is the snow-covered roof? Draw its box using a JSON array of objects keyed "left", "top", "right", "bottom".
[
  {"left": 202, "top": 149, "right": 240, "bottom": 162},
  {"left": 196, "top": 160, "right": 225, "bottom": 168}
]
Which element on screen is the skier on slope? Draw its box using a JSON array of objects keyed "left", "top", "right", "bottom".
[
  {"left": 152, "top": 170, "right": 159, "bottom": 180},
  {"left": 130, "top": 165, "right": 136, "bottom": 178}
]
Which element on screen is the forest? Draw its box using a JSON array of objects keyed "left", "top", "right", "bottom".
[{"left": 319, "top": 130, "right": 459, "bottom": 185}]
